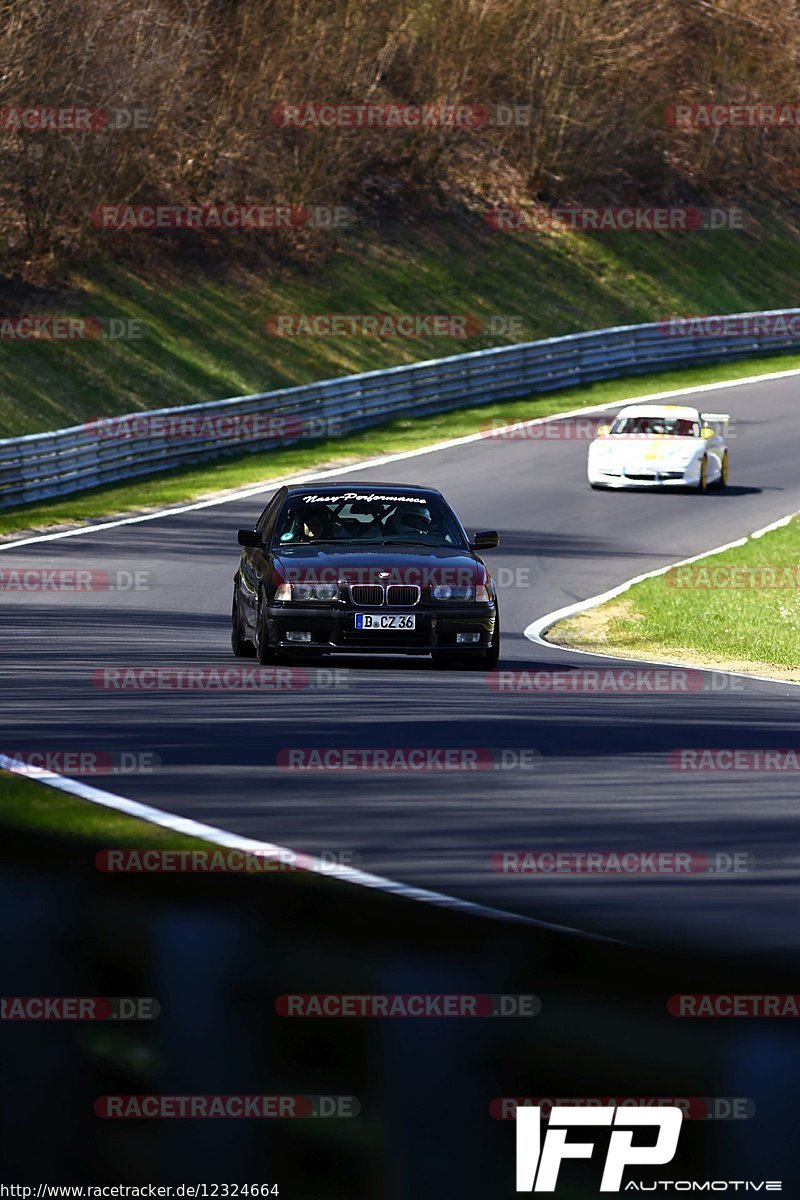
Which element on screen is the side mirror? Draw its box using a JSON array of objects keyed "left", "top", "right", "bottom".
[
  {"left": 472, "top": 530, "right": 499, "bottom": 550},
  {"left": 701, "top": 427, "right": 714, "bottom": 439},
  {"left": 596, "top": 424, "right": 611, "bottom": 437},
  {"left": 237, "top": 528, "right": 262, "bottom": 547}
]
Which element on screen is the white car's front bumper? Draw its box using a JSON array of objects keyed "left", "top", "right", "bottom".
[{"left": 587, "top": 458, "right": 703, "bottom": 489}]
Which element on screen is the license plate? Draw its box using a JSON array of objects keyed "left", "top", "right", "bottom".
[{"left": 355, "top": 613, "right": 416, "bottom": 631}]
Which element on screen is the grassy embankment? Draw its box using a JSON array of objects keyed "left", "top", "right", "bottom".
[
  {"left": 549, "top": 515, "right": 800, "bottom": 682},
  {"left": 3, "top": 216, "right": 800, "bottom": 536}
]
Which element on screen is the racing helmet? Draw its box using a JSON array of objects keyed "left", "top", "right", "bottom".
[{"left": 384, "top": 505, "right": 432, "bottom": 536}]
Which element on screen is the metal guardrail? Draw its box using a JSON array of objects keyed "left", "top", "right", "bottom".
[{"left": 2, "top": 310, "right": 799, "bottom": 510}]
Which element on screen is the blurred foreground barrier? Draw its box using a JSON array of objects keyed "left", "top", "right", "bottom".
[{"left": 2, "top": 818, "right": 798, "bottom": 1194}]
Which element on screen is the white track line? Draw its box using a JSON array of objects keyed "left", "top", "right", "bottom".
[
  {"left": 525, "top": 512, "right": 800, "bottom": 689},
  {"left": 0, "top": 753, "right": 611, "bottom": 938},
  {"left": 3, "top": 362, "right": 800, "bottom": 551}
]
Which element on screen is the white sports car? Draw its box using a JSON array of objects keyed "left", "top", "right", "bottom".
[{"left": 587, "top": 403, "right": 729, "bottom": 491}]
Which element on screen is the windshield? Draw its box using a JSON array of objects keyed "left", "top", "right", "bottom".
[
  {"left": 610, "top": 415, "right": 700, "bottom": 438},
  {"left": 273, "top": 493, "right": 466, "bottom": 548}
]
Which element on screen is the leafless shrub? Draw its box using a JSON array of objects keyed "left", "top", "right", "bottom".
[{"left": 0, "top": 0, "right": 797, "bottom": 274}]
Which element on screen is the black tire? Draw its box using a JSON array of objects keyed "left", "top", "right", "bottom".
[
  {"left": 484, "top": 620, "right": 501, "bottom": 670},
  {"left": 231, "top": 591, "right": 255, "bottom": 658},
  {"left": 256, "top": 594, "right": 277, "bottom": 665},
  {"left": 715, "top": 451, "right": 729, "bottom": 488},
  {"left": 696, "top": 456, "right": 708, "bottom": 492},
  {"left": 462, "top": 618, "right": 501, "bottom": 671}
]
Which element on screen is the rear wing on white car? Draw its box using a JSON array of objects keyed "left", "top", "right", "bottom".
[
  {"left": 700, "top": 412, "right": 730, "bottom": 435},
  {"left": 700, "top": 412, "right": 730, "bottom": 425}
]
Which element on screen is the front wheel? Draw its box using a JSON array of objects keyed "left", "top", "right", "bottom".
[
  {"left": 696, "top": 456, "right": 708, "bottom": 492},
  {"left": 231, "top": 591, "right": 255, "bottom": 658},
  {"left": 256, "top": 595, "right": 278, "bottom": 665},
  {"left": 462, "top": 619, "right": 500, "bottom": 671}
]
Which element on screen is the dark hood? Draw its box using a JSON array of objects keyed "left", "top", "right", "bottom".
[{"left": 273, "top": 543, "right": 485, "bottom": 588}]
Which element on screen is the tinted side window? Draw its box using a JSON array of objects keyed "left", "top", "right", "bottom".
[{"left": 256, "top": 491, "right": 285, "bottom": 538}]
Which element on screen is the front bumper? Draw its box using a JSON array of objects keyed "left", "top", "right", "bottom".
[
  {"left": 267, "top": 603, "right": 497, "bottom": 655},
  {"left": 588, "top": 464, "right": 699, "bottom": 489}
]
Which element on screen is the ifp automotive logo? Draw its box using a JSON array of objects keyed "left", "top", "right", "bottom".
[
  {"left": 516, "top": 1104, "right": 682, "bottom": 1192},
  {"left": 515, "top": 1105, "right": 782, "bottom": 1192}
]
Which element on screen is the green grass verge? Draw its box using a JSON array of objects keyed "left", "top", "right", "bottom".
[
  {"left": 549, "top": 514, "right": 800, "bottom": 678},
  {"left": 4, "top": 211, "right": 800, "bottom": 438},
  {"left": 0, "top": 769, "right": 328, "bottom": 874},
  {"left": 3, "top": 351, "right": 800, "bottom": 539},
  {"left": 0, "top": 769, "right": 208, "bottom": 845},
  {"left": 0, "top": 770, "right": 353, "bottom": 901}
]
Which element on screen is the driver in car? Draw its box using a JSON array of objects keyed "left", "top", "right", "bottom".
[
  {"left": 280, "top": 505, "right": 346, "bottom": 543},
  {"left": 382, "top": 505, "right": 435, "bottom": 538},
  {"left": 303, "top": 506, "right": 352, "bottom": 541}
]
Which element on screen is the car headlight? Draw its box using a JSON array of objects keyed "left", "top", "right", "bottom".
[
  {"left": 276, "top": 582, "right": 339, "bottom": 601},
  {"left": 313, "top": 583, "right": 339, "bottom": 601},
  {"left": 432, "top": 584, "right": 476, "bottom": 601},
  {"left": 292, "top": 583, "right": 315, "bottom": 601}
]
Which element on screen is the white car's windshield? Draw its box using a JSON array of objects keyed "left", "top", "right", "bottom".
[{"left": 610, "top": 416, "right": 700, "bottom": 437}]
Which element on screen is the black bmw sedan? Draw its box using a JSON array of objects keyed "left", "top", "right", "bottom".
[{"left": 232, "top": 482, "right": 500, "bottom": 668}]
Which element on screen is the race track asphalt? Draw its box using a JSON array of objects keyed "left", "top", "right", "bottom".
[{"left": 3, "top": 372, "right": 800, "bottom": 959}]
